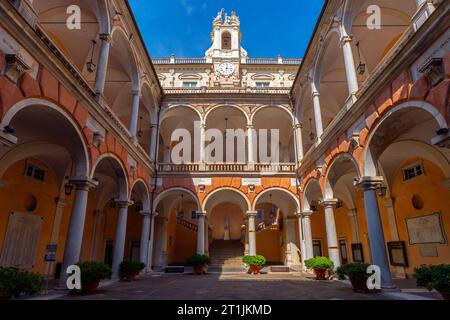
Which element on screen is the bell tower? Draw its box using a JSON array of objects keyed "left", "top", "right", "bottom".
[{"left": 205, "top": 10, "right": 247, "bottom": 87}]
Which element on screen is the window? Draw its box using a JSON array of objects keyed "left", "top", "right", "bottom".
[
  {"left": 191, "top": 210, "right": 197, "bottom": 220},
  {"left": 402, "top": 162, "right": 424, "bottom": 181},
  {"left": 313, "top": 240, "right": 322, "bottom": 257},
  {"left": 255, "top": 82, "right": 270, "bottom": 87},
  {"left": 222, "top": 32, "right": 231, "bottom": 50},
  {"left": 25, "top": 162, "right": 46, "bottom": 182},
  {"left": 182, "top": 82, "right": 198, "bottom": 88},
  {"left": 256, "top": 209, "right": 264, "bottom": 221},
  {"left": 339, "top": 239, "right": 348, "bottom": 264}
]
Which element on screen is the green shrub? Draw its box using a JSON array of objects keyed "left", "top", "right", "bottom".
[
  {"left": 414, "top": 264, "right": 450, "bottom": 293},
  {"left": 0, "top": 267, "right": 43, "bottom": 297},
  {"left": 336, "top": 263, "right": 370, "bottom": 280},
  {"left": 305, "top": 256, "right": 334, "bottom": 270},
  {"left": 242, "top": 255, "right": 266, "bottom": 266},
  {"left": 76, "top": 261, "right": 112, "bottom": 285},
  {"left": 120, "top": 260, "right": 145, "bottom": 273},
  {"left": 186, "top": 254, "right": 211, "bottom": 266}
]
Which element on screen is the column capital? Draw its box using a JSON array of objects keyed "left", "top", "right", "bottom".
[
  {"left": 55, "top": 197, "right": 68, "bottom": 208},
  {"left": 320, "top": 198, "right": 339, "bottom": 208},
  {"left": 115, "top": 200, "right": 134, "bottom": 208},
  {"left": 311, "top": 91, "right": 320, "bottom": 98},
  {"left": 139, "top": 210, "right": 152, "bottom": 217},
  {"left": 246, "top": 211, "right": 258, "bottom": 218},
  {"left": 356, "top": 176, "right": 384, "bottom": 190},
  {"left": 246, "top": 124, "right": 254, "bottom": 129},
  {"left": 68, "top": 176, "right": 99, "bottom": 191},
  {"left": 340, "top": 35, "right": 353, "bottom": 44},
  {"left": 196, "top": 211, "right": 207, "bottom": 217},
  {"left": 293, "top": 123, "right": 303, "bottom": 130},
  {"left": 295, "top": 211, "right": 302, "bottom": 218},
  {"left": 131, "top": 89, "right": 141, "bottom": 97},
  {"left": 99, "top": 33, "right": 112, "bottom": 43},
  {"left": 301, "top": 210, "right": 313, "bottom": 218}
]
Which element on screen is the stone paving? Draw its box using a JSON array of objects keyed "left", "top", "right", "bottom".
[{"left": 51, "top": 272, "right": 442, "bottom": 301}]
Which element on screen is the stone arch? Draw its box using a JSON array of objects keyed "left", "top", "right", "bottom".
[
  {"left": 250, "top": 104, "right": 294, "bottom": 123},
  {"left": 130, "top": 178, "right": 150, "bottom": 211},
  {"left": 91, "top": 153, "right": 129, "bottom": 201},
  {"left": 363, "top": 100, "right": 448, "bottom": 177},
  {"left": 324, "top": 152, "right": 361, "bottom": 200},
  {"left": 302, "top": 178, "right": 323, "bottom": 211},
  {"left": 0, "top": 98, "right": 90, "bottom": 177},
  {"left": 204, "top": 104, "right": 250, "bottom": 125},
  {"left": 202, "top": 187, "right": 251, "bottom": 213},
  {"left": 153, "top": 187, "right": 201, "bottom": 212},
  {"left": 252, "top": 187, "right": 300, "bottom": 215}
]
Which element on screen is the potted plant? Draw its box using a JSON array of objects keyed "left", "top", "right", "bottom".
[
  {"left": 243, "top": 255, "right": 266, "bottom": 275},
  {"left": 414, "top": 264, "right": 450, "bottom": 300},
  {"left": 305, "top": 256, "right": 334, "bottom": 280},
  {"left": 0, "top": 267, "right": 43, "bottom": 300},
  {"left": 186, "top": 254, "right": 211, "bottom": 275},
  {"left": 337, "top": 263, "right": 371, "bottom": 292},
  {"left": 120, "top": 260, "right": 145, "bottom": 281},
  {"left": 75, "top": 261, "right": 112, "bottom": 293}
]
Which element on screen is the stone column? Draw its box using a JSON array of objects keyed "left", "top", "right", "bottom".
[
  {"left": 347, "top": 208, "right": 360, "bottom": 244},
  {"left": 293, "top": 123, "right": 304, "bottom": 163},
  {"left": 246, "top": 211, "right": 257, "bottom": 256},
  {"left": 321, "top": 199, "right": 341, "bottom": 269},
  {"left": 146, "top": 212, "right": 158, "bottom": 272},
  {"left": 199, "top": 123, "right": 206, "bottom": 167},
  {"left": 358, "top": 177, "right": 394, "bottom": 289},
  {"left": 139, "top": 211, "right": 151, "bottom": 265},
  {"left": 311, "top": 82, "right": 324, "bottom": 140},
  {"left": 295, "top": 212, "right": 307, "bottom": 270},
  {"left": 302, "top": 211, "right": 314, "bottom": 260},
  {"left": 50, "top": 198, "right": 68, "bottom": 244},
  {"left": 285, "top": 216, "right": 300, "bottom": 267},
  {"left": 247, "top": 124, "right": 255, "bottom": 165},
  {"left": 155, "top": 216, "right": 168, "bottom": 269},
  {"left": 196, "top": 211, "right": 207, "bottom": 254},
  {"left": 244, "top": 218, "right": 249, "bottom": 255},
  {"left": 341, "top": 35, "right": 359, "bottom": 96},
  {"left": 204, "top": 217, "right": 209, "bottom": 255},
  {"left": 384, "top": 198, "right": 406, "bottom": 278},
  {"left": 112, "top": 200, "right": 133, "bottom": 277},
  {"left": 95, "top": 33, "right": 111, "bottom": 95},
  {"left": 89, "top": 209, "right": 105, "bottom": 260},
  {"left": 149, "top": 123, "right": 158, "bottom": 162},
  {"left": 129, "top": 90, "right": 141, "bottom": 142},
  {"left": 416, "top": 0, "right": 427, "bottom": 6},
  {"left": 60, "top": 177, "right": 98, "bottom": 285}
]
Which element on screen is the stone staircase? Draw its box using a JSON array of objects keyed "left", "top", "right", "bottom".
[{"left": 208, "top": 240, "right": 245, "bottom": 273}]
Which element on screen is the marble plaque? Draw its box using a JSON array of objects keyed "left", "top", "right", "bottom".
[{"left": 405, "top": 212, "right": 446, "bottom": 245}]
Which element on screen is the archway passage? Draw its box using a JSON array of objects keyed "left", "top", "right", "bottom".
[{"left": 203, "top": 189, "right": 250, "bottom": 270}]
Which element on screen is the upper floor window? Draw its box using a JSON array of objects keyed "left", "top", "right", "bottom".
[
  {"left": 256, "top": 209, "right": 264, "bottom": 221},
  {"left": 222, "top": 32, "right": 231, "bottom": 50},
  {"left": 25, "top": 162, "right": 46, "bottom": 182},
  {"left": 182, "top": 82, "right": 198, "bottom": 88},
  {"left": 255, "top": 82, "right": 270, "bottom": 87},
  {"left": 402, "top": 161, "right": 424, "bottom": 181}
]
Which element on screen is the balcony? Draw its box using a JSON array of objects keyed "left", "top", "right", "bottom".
[
  {"left": 157, "top": 163, "right": 296, "bottom": 174},
  {"left": 163, "top": 87, "right": 291, "bottom": 95}
]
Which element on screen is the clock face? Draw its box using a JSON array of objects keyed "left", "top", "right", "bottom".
[{"left": 218, "top": 62, "right": 235, "bottom": 76}]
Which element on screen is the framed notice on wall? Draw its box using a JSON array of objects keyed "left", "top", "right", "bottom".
[
  {"left": 405, "top": 212, "right": 447, "bottom": 245},
  {"left": 387, "top": 241, "right": 408, "bottom": 267},
  {"left": 351, "top": 243, "right": 364, "bottom": 263}
]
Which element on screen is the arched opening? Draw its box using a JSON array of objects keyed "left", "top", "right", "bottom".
[
  {"left": 204, "top": 106, "right": 248, "bottom": 164},
  {"left": 152, "top": 188, "right": 200, "bottom": 268},
  {"left": 253, "top": 188, "right": 300, "bottom": 266},
  {"left": 252, "top": 106, "right": 295, "bottom": 163},
  {"left": 222, "top": 31, "right": 232, "bottom": 50},
  {"left": 203, "top": 188, "right": 250, "bottom": 268},
  {"left": 0, "top": 100, "right": 88, "bottom": 275},
  {"left": 159, "top": 106, "right": 201, "bottom": 164}
]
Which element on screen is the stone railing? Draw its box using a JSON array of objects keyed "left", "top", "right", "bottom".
[
  {"left": 177, "top": 217, "right": 198, "bottom": 232},
  {"left": 152, "top": 57, "right": 207, "bottom": 64},
  {"left": 245, "top": 58, "right": 302, "bottom": 65},
  {"left": 164, "top": 87, "right": 291, "bottom": 95},
  {"left": 157, "top": 163, "right": 296, "bottom": 174}
]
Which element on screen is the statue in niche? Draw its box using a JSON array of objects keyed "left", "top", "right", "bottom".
[{"left": 224, "top": 216, "right": 230, "bottom": 240}]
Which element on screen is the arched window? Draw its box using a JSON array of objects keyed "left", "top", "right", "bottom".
[{"left": 222, "top": 32, "right": 231, "bottom": 50}]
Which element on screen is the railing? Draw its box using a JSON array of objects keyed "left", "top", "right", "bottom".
[
  {"left": 256, "top": 222, "right": 278, "bottom": 232},
  {"left": 152, "top": 58, "right": 207, "bottom": 64},
  {"left": 177, "top": 217, "right": 198, "bottom": 232},
  {"left": 164, "top": 87, "right": 291, "bottom": 95},
  {"left": 245, "top": 58, "right": 302, "bottom": 65},
  {"left": 157, "top": 163, "right": 296, "bottom": 173}
]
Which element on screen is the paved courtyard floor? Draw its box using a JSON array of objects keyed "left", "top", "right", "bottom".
[{"left": 46, "top": 272, "right": 442, "bottom": 301}]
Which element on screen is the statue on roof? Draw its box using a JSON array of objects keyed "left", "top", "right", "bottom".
[{"left": 213, "top": 8, "right": 224, "bottom": 24}]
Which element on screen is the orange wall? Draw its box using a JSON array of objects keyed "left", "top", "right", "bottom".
[
  {"left": 256, "top": 228, "right": 281, "bottom": 263},
  {"left": 210, "top": 203, "right": 244, "bottom": 240}
]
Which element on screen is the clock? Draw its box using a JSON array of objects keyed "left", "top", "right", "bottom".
[{"left": 218, "top": 62, "right": 235, "bottom": 76}]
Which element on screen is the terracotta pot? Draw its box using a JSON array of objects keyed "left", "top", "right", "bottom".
[
  {"left": 122, "top": 271, "right": 139, "bottom": 281},
  {"left": 194, "top": 264, "right": 206, "bottom": 275},
  {"left": 439, "top": 291, "right": 450, "bottom": 300},
  {"left": 350, "top": 278, "right": 370, "bottom": 293},
  {"left": 0, "top": 291, "right": 13, "bottom": 300},
  {"left": 313, "top": 268, "right": 329, "bottom": 280},
  {"left": 248, "top": 265, "right": 262, "bottom": 275},
  {"left": 79, "top": 280, "right": 100, "bottom": 293}
]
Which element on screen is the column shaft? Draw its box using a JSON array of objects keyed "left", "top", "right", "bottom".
[
  {"left": 247, "top": 125, "right": 255, "bottom": 163},
  {"left": 311, "top": 82, "right": 324, "bottom": 139},
  {"left": 247, "top": 211, "right": 257, "bottom": 256},
  {"left": 302, "top": 212, "right": 314, "bottom": 260},
  {"left": 139, "top": 213, "right": 151, "bottom": 264},
  {"left": 112, "top": 202, "right": 131, "bottom": 277},
  {"left": 95, "top": 34, "right": 111, "bottom": 95},
  {"left": 149, "top": 124, "right": 158, "bottom": 162},
  {"left": 129, "top": 91, "right": 140, "bottom": 140},
  {"left": 196, "top": 212, "right": 206, "bottom": 254},
  {"left": 341, "top": 37, "right": 359, "bottom": 95},
  {"left": 323, "top": 203, "right": 340, "bottom": 269}
]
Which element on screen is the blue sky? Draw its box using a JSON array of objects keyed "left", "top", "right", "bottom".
[{"left": 129, "top": 0, "right": 325, "bottom": 58}]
